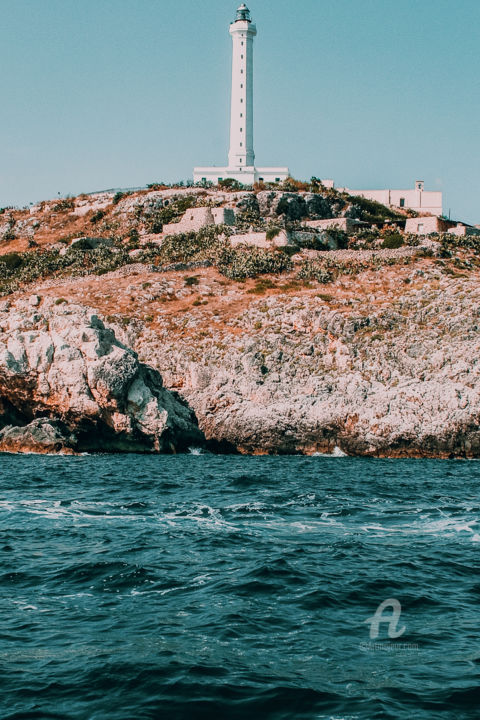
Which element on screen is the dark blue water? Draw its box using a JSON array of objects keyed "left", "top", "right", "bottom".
[{"left": 1, "top": 454, "right": 479, "bottom": 720}]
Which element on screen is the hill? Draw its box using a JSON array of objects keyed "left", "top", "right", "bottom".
[{"left": 0, "top": 180, "right": 479, "bottom": 456}]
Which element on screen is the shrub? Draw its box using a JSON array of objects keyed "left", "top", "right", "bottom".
[
  {"left": 147, "top": 183, "right": 170, "bottom": 190},
  {"left": 218, "top": 178, "right": 244, "bottom": 191},
  {"left": 0, "top": 252, "right": 23, "bottom": 270},
  {"left": 184, "top": 275, "right": 199, "bottom": 286},
  {"left": 90, "top": 210, "right": 106, "bottom": 224},
  {"left": 382, "top": 233, "right": 404, "bottom": 249},
  {"left": 113, "top": 191, "right": 130, "bottom": 205},
  {"left": 297, "top": 260, "right": 334, "bottom": 284},
  {"left": 280, "top": 177, "right": 309, "bottom": 192},
  {"left": 235, "top": 208, "right": 265, "bottom": 233},
  {"left": 139, "top": 224, "right": 228, "bottom": 266},
  {"left": 53, "top": 197, "right": 75, "bottom": 212},
  {"left": 266, "top": 224, "right": 282, "bottom": 241},
  {"left": 217, "top": 246, "right": 293, "bottom": 280},
  {"left": 247, "top": 278, "right": 277, "bottom": 294},
  {"left": 404, "top": 233, "right": 420, "bottom": 247},
  {"left": 325, "top": 228, "right": 349, "bottom": 249}
]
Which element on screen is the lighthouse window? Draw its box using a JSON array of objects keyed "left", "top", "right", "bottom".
[
  {"left": 241, "top": 69, "right": 243, "bottom": 74},
  {"left": 240, "top": 113, "right": 243, "bottom": 117},
  {"left": 240, "top": 142, "right": 243, "bottom": 147},
  {"left": 240, "top": 84, "right": 243, "bottom": 88},
  {"left": 240, "top": 98, "right": 243, "bottom": 103}
]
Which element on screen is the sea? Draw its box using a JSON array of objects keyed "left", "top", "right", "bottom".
[{"left": 1, "top": 453, "right": 479, "bottom": 720}]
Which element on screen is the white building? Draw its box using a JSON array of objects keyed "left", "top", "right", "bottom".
[
  {"left": 193, "top": 4, "right": 289, "bottom": 186},
  {"left": 340, "top": 180, "right": 443, "bottom": 216}
]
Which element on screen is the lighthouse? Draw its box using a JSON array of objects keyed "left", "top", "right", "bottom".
[
  {"left": 193, "top": 4, "right": 289, "bottom": 186},
  {"left": 228, "top": 3, "right": 256, "bottom": 170}
]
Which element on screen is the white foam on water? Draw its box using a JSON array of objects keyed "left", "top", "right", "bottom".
[
  {"left": 362, "top": 516, "right": 479, "bottom": 538},
  {"left": 0, "top": 498, "right": 147, "bottom": 522},
  {"left": 188, "top": 447, "right": 204, "bottom": 455},
  {"left": 159, "top": 504, "right": 237, "bottom": 531},
  {"left": 311, "top": 446, "right": 348, "bottom": 457}
]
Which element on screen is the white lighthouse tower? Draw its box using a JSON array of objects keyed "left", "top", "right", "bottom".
[{"left": 193, "top": 4, "right": 289, "bottom": 186}]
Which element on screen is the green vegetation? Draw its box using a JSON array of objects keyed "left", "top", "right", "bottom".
[
  {"left": 381, "top": 233, "right": 404, "bottom": 249},
  {"left": 218, "top": 178, "right": 244, "bottom": 191},
  {"left": 53, "top": 197, "right": 75, "bottom": 213},
  {"left": 138, "top": 224, "right": 226, "bottom": 264},
  {"left": 297, "top": 260, "right": 334, "bottom": 284},
  {"left": 90, "top": 210, "right": 106, "bottom": 224},
  {"left": 1, "top": 252, "right": 23, "bottom": 270},
  {"left": 217, "top": 246, "right": 293, "bottom": 280},
  {"left": 234, "top": 207, "right": 265, "bottom": 233},
  {"left": 0, "top": 243, "right": 130, "bottom": 295},
  {"left": 247, "top": 278, "right": 277, "bottom": 294},
  {"left": 113, "top": 191, "right": 132, "bottom": 205},
  {"left": 348, "top": 195, "right": 404, "bottom": 225},
  {"left": 265, "top": 224, "right": 282, "bottom": 241}
]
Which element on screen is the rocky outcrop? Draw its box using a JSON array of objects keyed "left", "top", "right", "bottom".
[
  {"left": 253, "top": 191, "right": 346, "bottom": 222},
  {"left": 0, "top": 418, "right": 76, "bottom": 454},
  {"left": 0, "top": 299, "right": 204, "bottom": 453}
]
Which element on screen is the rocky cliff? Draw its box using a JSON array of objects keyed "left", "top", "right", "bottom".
[{"left": 0, "top": 297, "right": 203, "bottom": 453}]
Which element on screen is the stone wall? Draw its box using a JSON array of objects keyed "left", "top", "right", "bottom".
[
  {"left": 212, "top": 208, "right": 236, "bottom": 226},
  {"left": 304, "top": 218, "right": 366, "bottom": 232},
  {"left": 163, "top": 207, "right": 214, "bottom": 235},
  {"left": 447, "top": 224, "right": 480, "bottom": 237},
  {"left": 230, "top": 230, "right": 291, "bottom": 248}
]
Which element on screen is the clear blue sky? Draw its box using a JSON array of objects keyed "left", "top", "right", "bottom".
[{"left": 0, "top": 0, "right": 478, "bottom": 223}]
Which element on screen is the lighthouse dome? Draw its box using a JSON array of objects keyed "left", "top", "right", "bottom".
[{"left": 235, "top": 4, "right": 251, "bottom": 22}]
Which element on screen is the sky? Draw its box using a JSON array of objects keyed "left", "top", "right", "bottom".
[{"left": 0, "top": 0, "right": 478, "bottom": 223}]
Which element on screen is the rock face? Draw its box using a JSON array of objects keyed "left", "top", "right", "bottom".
[
  {"left": 128, "top": 270, "right": 480, "bottom": 459},
  {"left": 0, "top": 299, "right": 204, "bottom": 453}
]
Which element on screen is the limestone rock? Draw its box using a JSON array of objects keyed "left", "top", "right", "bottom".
[
  {"left": 0, "top": 299, "right": 204, "bottom": 453},
  {"left": 0, "top": 418, "right": 75, "bottom": 454}
]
